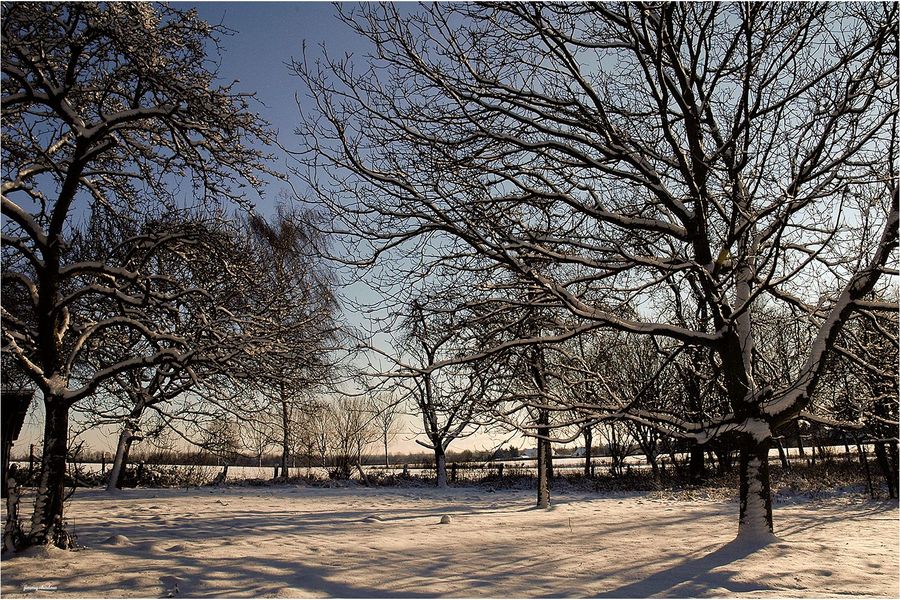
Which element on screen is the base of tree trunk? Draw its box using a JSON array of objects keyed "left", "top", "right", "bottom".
[
  {"left": 27, "top": 520, "right": 77, "bottom": 550},
  {"left": 536, "top": 439, "right": 550, "bottom": 508},
  {"left": 28, "top": 400, "right": 74, "bottom": 550},
  {"left": 737, "top": 435, "right": 776, "bottom": 543},
  {"left": 689, "top": 443, "right": 705, "bottom": 484}
]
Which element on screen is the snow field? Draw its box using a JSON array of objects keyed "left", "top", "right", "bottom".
[{"left": 1, "top": 485, "right": 897, "bottom": 598}]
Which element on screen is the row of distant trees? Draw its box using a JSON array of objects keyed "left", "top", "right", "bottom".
[
  {"left": 2, "top": 2, "right": 896, "bottom": 551},
  {"left": 373, "top": 298, "right": 897, "bottom": 490}
]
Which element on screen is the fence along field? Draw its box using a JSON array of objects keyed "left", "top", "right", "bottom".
[{"left": 10, "top": 441, "right": 897, "bottom": 498}]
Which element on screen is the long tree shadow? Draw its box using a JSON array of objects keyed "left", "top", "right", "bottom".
[
  {"left": 772, "top": 499, "right": 898, "bottom": 538},
  {"left": 596, "top": 536, "right": 782, "bottom": 598}
]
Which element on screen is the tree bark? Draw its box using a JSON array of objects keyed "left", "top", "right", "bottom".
[
  {"left": 537, "top": 434, "right": 550, "bottom": 508},
  {"left": 537, "top": 409, "right": 553, "bottom": 508},
  {"left": 544, "top": 435, "right": 553, "bottom": 480},
  {"left": 737, "top": 434, "right": 774, "bottom": 540},
  {"left": 796, "top": 426, "right": 806, "bottom": 458},
  {"left": 774, "top": 437, "right": 790, "bottom": 469},
  {"left": 434, "top": 445, "right": 447, "bottom": 488},
  {"left": 536, "top": 412, "right": 551, "bottom": 509},
  {"left": 689, "top": 442, "right": 705, "bottom": 484},
  {"left": 28, "top": 398, "right": 74, "bottom": 549},
  {"left": 355, "top": 459, "right": 370, "bottom": 486},
  {"left": 714, "top": 445, "right": 732, "bottom": 474},
  {"left": 582, "top": 426, "right": 593, "bottom": 477},
  {"left": 279, "top": 385, "right": 290, "bottom": 479},
  {"left": 874, "top": 443, "right": 896, "bottom": 499},
  {"left": 106, "top": 428, "right": 132, "bottom": 492},
  {"left": 646, "top": 449, "right": 659, "bottom": 477}
]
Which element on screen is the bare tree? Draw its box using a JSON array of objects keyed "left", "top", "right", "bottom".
[
  {"left": 203, "top": 417, "right": 242, "bottom": 467},
  {"left": 602, "top": 422, "right": 635, "bottom": 477},
  {"left": 243, "top": 416, "right": 275, "bottom": 470},
  {"left": 371, "top": 392, "right": 402, "bottom": 469},
  {"left": 101, "top": 369, "right": 188, "bottom": 492},
  {"left": 1, "top": 3, "right": 275, "bottom": 548},
  {"left": 309, "top": 402, "right": 333, "bottom": 473},
  {"left": 391, "top": 302, "right": 483, "bottom": 488},
  {"left": 293, "top": 3, "right": 898, "bottom": 538},
  {"left": 245, "top": 204, "right": 342, "bottom": 479},
  {"left": 327, "top": 396, "right": 376, "bottom": 481}
]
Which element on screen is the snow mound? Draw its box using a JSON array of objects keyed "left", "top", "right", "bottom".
[
  {"left": 19, "top": 544, "right": 67, "bottom": 559},
  {"left": 361, "top": 514, "right": 385, "bottom": 523},
  {"left": 734, "top": 530, "right": 783, "bottom": 547},
  {"left": 102, "top": 534, "right": 132, "bottom": 546},
  {"left": 165, "top": 544, "right": 187, "bottom": 552},
  {"left": 159, "top": 575, "right": 188, "bottom": 597},
  {"left": 439, "top": 514, "right": 452, "bottom": 524}
]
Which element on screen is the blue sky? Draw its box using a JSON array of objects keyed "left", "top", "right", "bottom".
[
  {"left": 180, "top": 4, "right": 403, "bottom": 351},
  {"left": 185, "top": 1, "right": 376, "bottom": 213}
]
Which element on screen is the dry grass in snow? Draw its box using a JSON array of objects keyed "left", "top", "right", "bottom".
[{"left": 1, "top": 485, "right": 897, "bottom": 598}]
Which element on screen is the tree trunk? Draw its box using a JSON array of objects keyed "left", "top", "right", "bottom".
[
  {"left": 28, "top": 398, "right": 74, "bottom": 549},
  {"left": 530, "top": 345, "right": 551, "bottom": 507},
  {"left": 796, "top": 427, "right": 806, "bottom": 457},
  {"left": 583, "top": 427, "right": 593, "bottom": 477},
  {"left": 648, "top": 450, "right": 660, "bottom": 477},
  {"left": 355, "top": 458, "right": 370, "bottom": 486},
  {"left": 383, "top": 432, "right": 390, "bottom": 469},
  {"left": 434, "top": 446, "right": 448, "bottom": 488},
  {"left": 536, "top": 416, "right": 551, "bottom": 509},
  {"left": 536, "top": 439, "right": 550, "bottom": 508},
  {"left": 106, "top": 428, "right": 133, "bottom": 492},
  {"left": 544, "top": 436, "right": 553, "bottom": 480},
  {"left": 715, "top": 446, "right": 732, "bottom": 474},
  {"left": 737, "top": 434, "right": 774, "bottom": 541},
  {"left": 106, "top": 404, "right": 145, "bottom": 492},
  {"left": 874, "top": 443, "right": 896, "bottom": 499},
  {"left": 689, "top": 442, "right": 705, "bottom": 484},
  {"left": 774, "top": 437, "right": 790, "bottom": 469},
  {"left": 280, "top": 393, "right": 290, "bottom": 479}
]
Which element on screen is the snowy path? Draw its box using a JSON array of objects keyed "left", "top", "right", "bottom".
[{"left": 2, "top": 485, "right": 896, "bottom": 598}]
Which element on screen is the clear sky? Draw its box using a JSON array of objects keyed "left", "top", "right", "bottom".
[{"left": 186, "top": 1, "right": 374, "bottom": 213}]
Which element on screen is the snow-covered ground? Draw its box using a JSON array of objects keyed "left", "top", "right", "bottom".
[{"left": 2, "top": 485, "right": 897, "bottom": 598}]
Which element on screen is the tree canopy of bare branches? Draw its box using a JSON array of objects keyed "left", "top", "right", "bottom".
[
  {"left": 293, "top": 3, "right": 898, "bottom": 538},
  {"left": 1, "top": 3, "right": 276, "bottom": 548}
]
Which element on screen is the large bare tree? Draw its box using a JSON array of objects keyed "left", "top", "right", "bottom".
[
  {"left": 246, "top": 204, "right": 342, "bottom": 478},
  {"left": 1, "top": 3, "right": 274, "bottom": 548},
  {"left": 392, "top": 301, "right": 483, "bottom": 488},
  {"left": 293, "top": 3, "right": 898, "bottom": 539}
]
